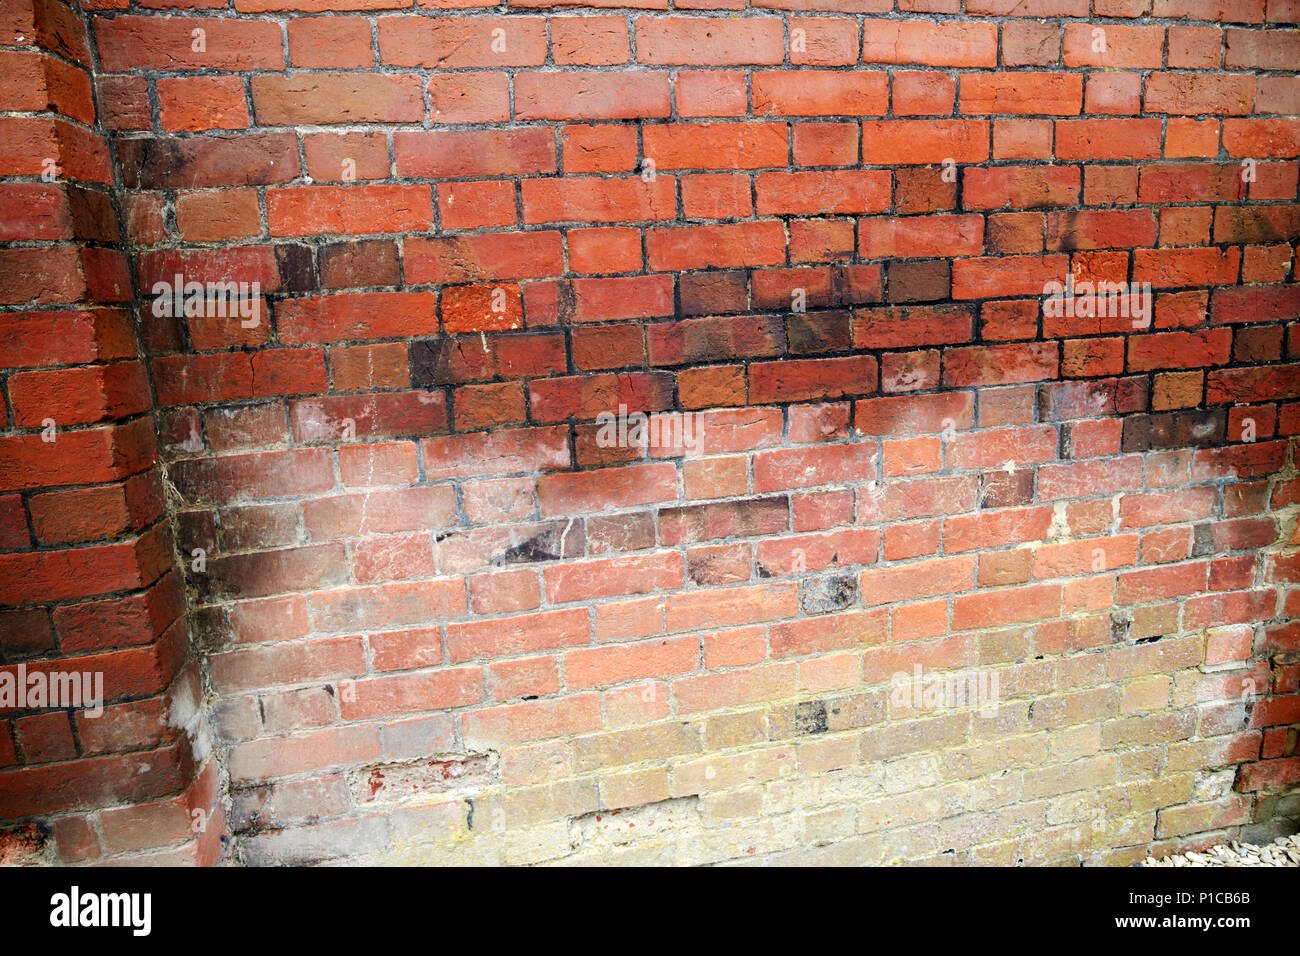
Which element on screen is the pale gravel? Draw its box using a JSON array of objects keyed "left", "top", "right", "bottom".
[{"left": 1142, "top": 833, "right": 1300, "bottom": 867}]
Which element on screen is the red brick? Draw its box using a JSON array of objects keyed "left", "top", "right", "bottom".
[
  {"left": 962, "top": 72, "right": 1083, "bottom": 114},
  {"left": 636, "top": 17, "right": 784, "bottom": 65},
  {"left": 515, "top": 71, "right": 670, "bottom": 121},
  {"left": 97, "top": 16, "right": 283, "bottom": 72},
  {"left": 754, "top": 71, "right": 888, "bottom": 116},
  {"left": 252, "top": 73, "right": 423, "bottom": 125}
]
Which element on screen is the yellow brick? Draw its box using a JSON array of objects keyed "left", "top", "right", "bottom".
[
  {"left": 600, "top": 767, "right": 670, "bottom": 811},
  {"left": 978, "top": 626, "right": 1031, "bottom": 665},
  {"left": 1028, "top": 685, "right": 1120, "bottom": 731},
  {"left": 572, "top": 722, "right": 701, "bottom": 773},
  {"left": 1048, "top": 723, "right": 1102, "bottom": 762},
  {"left": 701, "top": 709, "right": 767, "bottom": 750},
  {"left": 859, "top": 710, "right": 970, "bottom": 761},
  {"left": 1022, "top": 754, "right": 1118, "bottom": 800},
  {"left": 1105, "top": 635, "right": 1202, "bottom": 680},
  {"left": 1121, "top": 674, "right": 1171, "bottom": 713},
  {"left": 942, "top": 733, "right": 1048, "bottom": 780},
  {"left": 499, "top": 740, "right": 572, "bottom": 786},
  {"left": 795, "top": 732, "right": 860, "bottom": 775},
  {"left": 671, "top": 744, "right": 795, "bottom": 797},
  {"left": 699, "top": 786, "right": 762, "bottom": 822},
  {"left": 1101, "top": 709, "right": 1196, "bottom": 748}
]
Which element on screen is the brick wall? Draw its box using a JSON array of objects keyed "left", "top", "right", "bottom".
[
  {"left": 0, "top": 0, "right": 1297, "bottom": 865},
  {"left": 0, "top": 0, "right": 224, "bottom": 864}
]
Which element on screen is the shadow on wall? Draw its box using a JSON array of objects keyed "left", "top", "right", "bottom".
[{"left": 147, "top": 330, "right": 1300, "bottom": 864}]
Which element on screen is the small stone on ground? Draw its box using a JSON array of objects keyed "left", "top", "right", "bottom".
[{"left": 1142, "top": 834, "right": 1300, "bottom": 867}]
